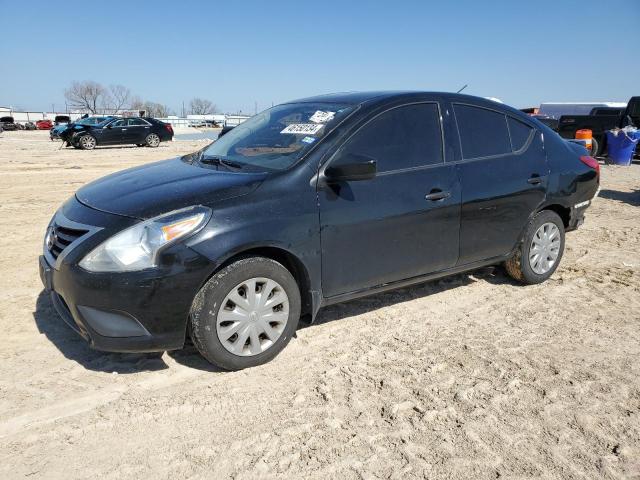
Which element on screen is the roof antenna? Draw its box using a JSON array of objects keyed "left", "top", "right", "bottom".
[{"left": 456, "top": 84, "right": 468, "bottom": 94}]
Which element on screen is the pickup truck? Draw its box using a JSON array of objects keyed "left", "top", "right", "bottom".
[{"left": 556, "top": 97, "right": 640, "bottom": 156}]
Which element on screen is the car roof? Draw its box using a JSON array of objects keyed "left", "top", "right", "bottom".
[
  {"left": 287, "top": 91, "right": 417, "bottom": 105},
  {"left": 286, "top": 91, "right": 526, "bottom": 119}
]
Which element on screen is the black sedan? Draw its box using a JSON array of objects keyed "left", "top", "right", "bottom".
[
  {"left": 60, "top": 116, "right": 173, "bottom": 149},
  {"left": 40, "top": 91, "right": 599, "bottom": 370}
]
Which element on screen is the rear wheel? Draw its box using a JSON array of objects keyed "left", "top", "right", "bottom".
[
  {"left": 505, "top": 210, "right": 565, "bottom": 284},
  {"left": 145, "top": 133, "right": 160, "bottom": 147},
  {"left": 190, "top": 257, "right": 301, "bottom": 370},
  {"left": 78, "top": 134, "right": 97, "bottom": 150}
]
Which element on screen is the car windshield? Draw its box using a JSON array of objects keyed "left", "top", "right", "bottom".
[
  {"left": 75, "top": 117, "right": 107, "bottom": 125},
  {"left": 199, "top": 102, "right": 355, "bottom": 172}
]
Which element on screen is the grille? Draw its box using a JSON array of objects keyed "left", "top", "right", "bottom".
[{"left": 48, "top": 224, "right": 89, "bottom": 260}]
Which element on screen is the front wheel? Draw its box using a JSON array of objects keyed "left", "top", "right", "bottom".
[
  {"left": 145, "top": 133, "right": 160, "bottom": 147},
  {"left": 505, "top": 210, "right": 565, "bottom": 284},
  {"left": 190, "top": 257, "right": 301, "bottom": 370},
  {"left": 78, "top": 134, "right": 97, "bottom": 150}
]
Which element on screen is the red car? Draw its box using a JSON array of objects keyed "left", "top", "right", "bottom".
[{"left": 36, "top": 119, "right": 53, "bottom": 130}]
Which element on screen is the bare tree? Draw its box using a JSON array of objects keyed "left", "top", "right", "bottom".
[
  {"left": 130, "top": 95, "right": 144, "bottom": 112},
  {"left": 146, "top": 102, "right": 171, "bottom": 118},
  {"left": 106, "top": 84, "right": 132, "bottom": 113},
  {"left": 131, "top": 98, "right": 172, "bottom": 118},
  {"left": 189, "top": 98, "right": 216, "bottom": 115},
  {"left": 64, "top": 81, "right": 107, "bottom": 114}
]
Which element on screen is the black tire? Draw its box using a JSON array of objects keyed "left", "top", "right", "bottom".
[
  {"left": 77, "top": 134, "right": 97, "bottom": 150},
  {"left": 190, "top": 257, "right": 301, "bottom": 370},
  {"left": 590, "top": 137, "right": 600, "bottom": 158},
  {"left": 505, "top": 210, "right": 565, "bottom": 285},
  {"left": 145, "top": 133, "right": 160, "bottom": 147}
]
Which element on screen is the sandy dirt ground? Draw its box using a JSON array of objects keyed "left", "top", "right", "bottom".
[{"left": 0, "top": 130, "right": 639, "bottom": 479}]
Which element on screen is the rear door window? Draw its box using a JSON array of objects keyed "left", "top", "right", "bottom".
[
  {"left": 127, "top": 118, "right": 148, "bottom": 126},
  {"left": 335, "top": 103, "right": 443, "bottom": 172},
  {"left": 507, "top": 117, "right": 534, "bottom": 151},
  {"left": 454, "top": 104, "right": 511, "bottom": 159}
]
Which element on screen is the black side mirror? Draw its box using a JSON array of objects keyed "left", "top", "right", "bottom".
[{"left": 324, "top": 154, "right": 377, "bottom": 182}]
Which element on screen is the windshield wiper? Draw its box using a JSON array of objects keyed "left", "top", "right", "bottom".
[{"left": 199, "top": 155, "right": 244, "bottom": 170}]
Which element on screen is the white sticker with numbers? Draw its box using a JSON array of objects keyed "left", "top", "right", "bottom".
[
  {"left": 281, "top": 123, "right": 324, "bottom": 135},
  {"left": 309, "top": 110, "right": 335, "bottom": 123}
]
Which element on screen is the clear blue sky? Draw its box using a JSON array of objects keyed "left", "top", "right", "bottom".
[{"left": 1, "top": 0, "right": 638, "bottom": 114}]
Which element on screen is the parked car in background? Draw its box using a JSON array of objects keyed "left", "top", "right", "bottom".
[
  {"left": 538, "top": 102, "right": 627, "bottom": 119},
  {"left": 556, "top": 96, "right": 639, "bottom": 156},
  {"left": 60, "top": 116, "right": 173, "bottom": 149},
  {"left": 36, "top": 119, "right": 53, "bottom": 130},
  {"left": 51, "top": 116, "right": 113, "bottom": 141},
  {"left": 0, "top": 116, "right": 19, "bottom": 131},
  {"left": 54, "top": 115, "right": 72, "bottom": 126},
  {"left": 530, "top": 114, "right": 558, "bottom": 131},
  {"left": 40, "top": 91, "right": 599, "bottom": 370},
  {"left": 590, "top": 107, "right": 625, "bottom": 117},
  {"left": 24, "top": 122, "right": 37, "bottom": 130}
]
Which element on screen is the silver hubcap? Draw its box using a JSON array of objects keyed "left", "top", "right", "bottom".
[
  {"left": 147, "top": 134, "right": 159, "bottom": 147},
  {"left": 81, "top": 136, "right": 95, "bottom": 149},
  {"left": 529, "top": 222, "right": 561, "bottom": 274},
  {"left": 216, "top": 277, "right": 289, "bottom": 356}
]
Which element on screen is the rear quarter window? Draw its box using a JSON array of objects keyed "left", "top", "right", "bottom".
[
  {"left": 507, "top": 117, "right": 534, "bottom": 151},
  {"left": 454, "top": 104, "right": 511, "bottom": 159}
]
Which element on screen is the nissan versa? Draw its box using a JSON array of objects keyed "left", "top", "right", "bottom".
[{"left": 39, "top": 92, "right": 600, "bottom": 370}]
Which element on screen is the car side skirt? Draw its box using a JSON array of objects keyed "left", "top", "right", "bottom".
[{"left": 315, "top": 252, "right": 514, "bottom": 315}]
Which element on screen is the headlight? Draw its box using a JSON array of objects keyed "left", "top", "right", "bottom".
[{"left": 79, "top": 206, "right": 211, "bottom": 272}]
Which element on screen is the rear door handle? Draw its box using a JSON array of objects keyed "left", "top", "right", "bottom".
[
  {"left": 527, "top": 176, "right": 543, "bottom": 185},
  {"left": 425, "top": 190, "right": 451, "bottom": 201}
]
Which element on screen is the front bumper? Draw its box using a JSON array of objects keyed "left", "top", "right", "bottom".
[{"left": 39, "top": 199, "right": 214, "bottom": 353}]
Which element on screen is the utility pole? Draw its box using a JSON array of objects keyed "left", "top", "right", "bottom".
[
  {"left": 182, "top": 101, "right": 185, "bottom": 118},
  {"left": 52, "top": 103, "right": 55, "bottom": 114}
]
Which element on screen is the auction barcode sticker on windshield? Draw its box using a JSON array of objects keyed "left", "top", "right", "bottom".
[
  {"left": 281, "top": 123, "right": 324, "bottom": 135},
  {"left": 309, "top": 110, "right": 335, "bottom": 123}
]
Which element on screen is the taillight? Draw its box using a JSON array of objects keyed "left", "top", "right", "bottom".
[
  {"left": 165, "top": 124, "right": 173, "bottom": 134},
  {"left": 580, "top": 155, "right": 600, "bottom": 176}
]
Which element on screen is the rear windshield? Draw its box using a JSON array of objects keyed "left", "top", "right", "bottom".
[
  {"left": 0, "top": 117, "right": 14, "bottom": 122},
  {"left": 200, "top": 102, "right": 354, "bottom": 172}
]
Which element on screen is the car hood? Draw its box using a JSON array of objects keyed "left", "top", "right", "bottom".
[{"left": 76, "top": 157, "right": 267, "bottom": 219}]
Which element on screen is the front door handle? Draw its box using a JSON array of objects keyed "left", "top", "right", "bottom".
[
  {"left": 425, "top": 190, "right": 451, "bottom": 201},
  {"left": 527, "top": 175, "right": 543, "bottom": 185}
]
